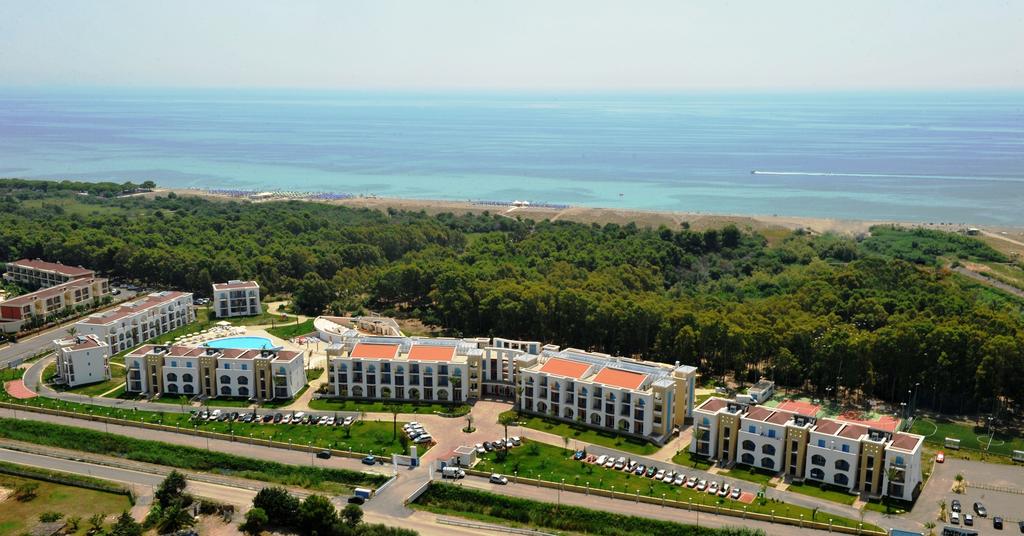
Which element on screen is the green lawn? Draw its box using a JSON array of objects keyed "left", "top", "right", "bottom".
[
  {"left": 50, "top": 364, "right": 126, "bottom": 398},
  {"left": 267, "top": 319, "right": 316, "bottom": 339},
  {"left": 0, "top": 473, "right": 131, "bottom": 536},
  {"left": 307, "top": 368, "right": 325, "bottom": 381},
  {"left": 722, "top": 465, "right": 778, "bottom": 487},
  {"left": 308, "top": 398, "right": 471, "bottom": 416},
  {"left": 500, "top": 410, "right": 659, "bottom": 455},
  {"left": 1, "top": 391, "right": 416, "bottom": 457},
  {"left": 1, "top": 367, "right": 25, "bottom": 382},
  {"left": 473, "top": 441, "right": 874, "bottom": 530},
  {"left": 211, "top": 304, "right": 293, "bottom": 327},
  {"left": 784, "top": 481, "right": 857, "bottom": 506},
  {"left": 863, "top": 496, "right": 914, "bottom": 515},
  {"left": 672, "top": 445, "right": 714, "bottom": 470},
  {"left": 910, "top": 417, "right": 1024, "bottom": 458}
]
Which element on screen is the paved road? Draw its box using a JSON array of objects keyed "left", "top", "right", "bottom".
[{"left": 0, "top": 290, "right": 138, "bottom": 368}]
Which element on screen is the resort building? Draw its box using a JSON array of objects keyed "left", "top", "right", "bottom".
[
  {"left": 124, "top": 343, "right": 306, "bottom": 401},
  {"left": 52, "top": 334, "right": 111, "bottom": 388},
  {"left": 212, "top": 280, "right": 261, "bottom": 318},
  {"left": 516, "top": 348, "right": 698, "bottom": 444},
  {"left": 3, "top": 258, "right": 95, "bottom": 288},
  {"left": 75, "top": 291, "right": 194, "bottom": 353},
  {"left": 691, "top": 396, "right": 924, "bottom": 500},
  {"left": 0, "top": 277, "right": 110, "bottom": 327}
]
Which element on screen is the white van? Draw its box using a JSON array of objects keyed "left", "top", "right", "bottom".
[{"left": 441, "top": 466, "right": 466, "bottom": 479}]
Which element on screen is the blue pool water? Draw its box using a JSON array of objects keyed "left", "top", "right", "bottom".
[{"left": 205, "top": 336, "right": 277, "bottom": 350}]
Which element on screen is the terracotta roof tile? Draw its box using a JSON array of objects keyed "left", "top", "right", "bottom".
[
  {"left": 350, "top": 343, "right": 400, "bottom": 359},
  {"left": 538, "top": 358, "right": 590, "bottom": 379},
  {"left": 407, "top": 345, "right": 456, "bottom": 361}
]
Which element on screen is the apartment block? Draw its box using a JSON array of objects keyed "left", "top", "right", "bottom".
[
  {"left": 3, "top": 258, "right": 95, "bottom": 288},
  {"left": 516, "top": 348, "right": 698, "bottom": 444},
  {"left": 124, "top": 344, "right": 305, "bottom": 401},
  {"left": 212, "top": 280, "right": 261, "bottom": 318},
  {"left": 691, "top": 396, "right": 924, "bottom": 501},
  {"left": 52, "top": 334, "right": 111, "bottom": 388},
  {"left": 0, "top": 277, "right": 110, "bottom": 327},
  {"left": 75, "top": 291, "right": 194, "bottom": 353}
]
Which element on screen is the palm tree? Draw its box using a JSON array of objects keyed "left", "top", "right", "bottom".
[
  {"left": 884, "top": 466, "right": 900, "bottom": 511},
  {"left": 692, "top": 426, "right": 706, "bottom": 460},
  {"left": 383, "top": 403, "right": 401, "bottom": 439},
  {"left": 924, "top": 521, "right": 936, "bottom": 536},
  {"left": 156, "top": 504, "right": 195, "bottom": 534},
  {"left": 449, "top": 375, "right": 462, "bottom": 402},
  {"left": 88, "top": 513, "right": 105, "bottom": 533},
  {"left": 498, "top": 412, "right": 517, "bottom": 459},
  {"left": 66, "top": 326, "right": 78, "bottom": 338},
  {"left": 937, "top": 499, "right": 946, "bottom": 522}
]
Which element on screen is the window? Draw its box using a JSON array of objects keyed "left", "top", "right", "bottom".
[
  {"left": 166, "top": 373, "right": 178, "bottom": 382},
  {"left": 762, "top": 444, "right": 776, "bottom": 456},
  {"left": 742, "top": 440, "right": 755, "bottom": 451},
  {"left": 741, "top": 453, "right": 755, "bottom": 464},
  {"left": 237, "top": 376, "right": 248, "bottom": 385},
  {"left": 220, "top": 375, "right": 231, "bottom": 384},
  {"left": 895, "top": 456, "right": 904, "bottom": 466},
  {"left": 221, "top": 386, "right": 231, "bottom": 395},
  {"left": 817, "top": 439, "right": 826, "bottom": 448},
  {"left": 278, "top": 366, "right": 286, "bottom": 374},
  {"left": 834, "top": 473, "right": 849, "bottom": 486},
  {"left": 241, "top": 364, "right": 247, "bottom": 371},
  {"left": 182, "top": 373, "right": 193, "bottom": 383},
  {"left": 811, "top": 454, "right": 826, "bottom": 466},
  {"left": 702, "top": 417, "right": 710, "bottom": 426},
  {"left": 767, "top": 429, "right": 776, "bottom": 438},
  {"left": 170, "top": 360, "right": 177, "bottom": 368},
  {"left": 238, "top": 386, "right": 249, "bottom": 396},
  {"left": 186, "top": 362, "right": 193, "bottom": 368},
  {"left": 810, "top": 468, "right": 824, "bottom": 480},
  {"left": 835, "top": 459, "right": 850, "bottom": 471},
  {"left": 760, "top": 457, "right": 775, "bottom": 470},
  {"left": 223, "top": 363, "right": 231, "bottom": 370},
  {"left": 841, "top": 444, "right": 850, "bottom": 453},
  {"left": 748, "top": 425, "right": 756, "bottom": 433}
]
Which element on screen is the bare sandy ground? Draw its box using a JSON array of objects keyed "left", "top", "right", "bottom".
[{"left": 159, "top": 188, "right": 1024, "bottom": 243}]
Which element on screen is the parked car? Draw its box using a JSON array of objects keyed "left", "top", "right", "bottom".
[
  {"left": 718, "top": 483, "right": 730, "bottom": 497},
  {"left": 661, "top": 471, "right": 675, "bottom": 483},
  {"left": 951, "top": 512, "right": 960, "bottom": 525},
  {"left": 974, "top": 502, "right": 987, "bottom": 517},
  {"left": 965, "top": 514, "right": 974, "bottom": 526},
  {"left": 281, "top": 415, "right": 292, "bottom": 424},
  {"left": 634, "top": 464, "right": 645, "bottom": 476},
  {"left": 489, "top": 474, "right": 509, "bottom": 485},
  {"left": 510, "top": 436, "right": 522, "bottom": 446},
  {"left": 362, "top": 455, "right": 377, "bottom": 465},
  {"left": 573, "top": 450, "right": 586, "bottom": 461},
  {"left": 936, "top": 451, "right": 945, "bottom": 463},
  {"left": 626, "top": 461, "right": 638, "bottom": 472},
  {"left": 707, "top": 481, "right": 719, "bottom": 495},
  {"left": 316, "top": 450, "right": 331, "bottom": 459},
  {"left": 414, "top": 434, "right": 433, "bottom": 444},
  {"left": 655, "top": 469, "right": 666, "bottom": 480},
  {"left": 209, "top": 409, "right": 222, "bottom": 421},
  {"left": 696, "top": 479, "right": 708, "bottom": 491},
  {"left": 686, "top": 476, "right": 698, "bottom": 488},
  {"left": 992, "top": 516, "right": 1002, "bottom": 530},
  {"left": 293, "top": 411, "right": 305, "bottom": 421},
  {"left": 603, "top": 457, "right": 616, "bottom": 469},
  {"left": 951, "top": 499, "right": 962, "bottom": 513},
  {"left": 325, "top": 416, "right": 335, "bottom": 426},
  {"left": 318, "top": 415, "right": 330, "bottom": 425},
  {"left": 730, "top": 487, "right": 741, "bottom": 500},
  {"left": 595, "top": 455, "right": 608, "bottom": 466},
  {"left": 645, "top": 466, "right": 657, "bottom": 478},
  {"left": 476, "top": 443, "right": 486, "bottom": 455},
  {"left": 673, "top": 474, "right": 686, "bottom": 486},
  {"left": 614, "top": 457, "right": 626, "bottom": 470}
]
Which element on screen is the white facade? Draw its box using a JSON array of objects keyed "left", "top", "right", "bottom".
[
  {"left": 53, "top": 334, "right": 111, "bottom": 388},
  {"left": 212, "top": 280, "right": 261, "bottom": 318},
  {"left": 883, "top": 435, "right": 925, "bottom": 501},
  {"left": 76, "top": 291, "right": 194, "bottom": 353},
  {"left": 329, "top": 338, "right": 475, "bottom": 403},
  {"left": 806, "top": 425, "right": 863, "bottom": 490},
  {"left": 738, "top": 407, "right": 787, "bottom": 472}
]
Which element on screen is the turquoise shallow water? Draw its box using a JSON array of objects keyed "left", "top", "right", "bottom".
[{"left": 0, "top": 89, "right": 1022, "bottom": 224}]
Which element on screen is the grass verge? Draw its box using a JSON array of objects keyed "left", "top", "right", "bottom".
[
  {"left": 500, "top": 410, "right": 658, "bottom": 455},
  {"left": 721, "top": 465, "right": 777, "bottom": 487},
  {"left": 412, "top": 482, "right": 767, "bottom": 536},
  {"left": 672, "top": 446, "right": 714, "bottom": 470},
  {"left": 0, "top": 471, "right": 132, "bottom": 536},
  {"left": 309, "top": 398, "right": 471, "bottom": 416},
  {"left": 267, "top": 319, "right": 316, "bottom": 339},
  {"left": 0, "top": 417, "right": 386, "bottom": 493},
  {"left": 784, "top": 481, "right": 857, "bottom": 506}
]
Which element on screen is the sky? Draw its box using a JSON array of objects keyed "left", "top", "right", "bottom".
[{"left": 1, "top": 0, "right": 1022, "bottom": 90}]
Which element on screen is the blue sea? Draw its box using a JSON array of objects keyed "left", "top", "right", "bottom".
[{"left": 1, "top": 89, "right": 1022, "bottom": 225}]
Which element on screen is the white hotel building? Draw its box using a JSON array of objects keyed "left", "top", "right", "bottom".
[
  {"left": 212, "top": 280, "right": 261, "bottom": 318},
  {"left": 125, "top": 344, "right": 306, "bottom": 401},
  {"left": 75, "top": 291, "right": 194, "bottom": 353},
  {"left": 52, "top": 334, "right": 111, "bottom": 388},
  {"left": 691, "top": 397, "right": 924, "bottom": 501}
]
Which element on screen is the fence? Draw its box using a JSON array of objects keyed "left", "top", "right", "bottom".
[
  {"left": 437, "top": 517, "right": 557, "bottom": 536},
  {"left": 463, "top": 469, "right": 886, "bottom": 536},
  {"left": 0, "top": 460, "right": 135, "bottom": 504},
  {"left": 967, "top": 482, "right": 1024, "bottom": 495}
]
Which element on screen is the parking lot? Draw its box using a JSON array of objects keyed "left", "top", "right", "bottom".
[{"left": 911, "top": 455, "right": 1024, "bottom": 534}]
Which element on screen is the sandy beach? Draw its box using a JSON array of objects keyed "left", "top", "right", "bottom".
[{"left": 161, "top": 188, "right": 1024, "bottom": 256}]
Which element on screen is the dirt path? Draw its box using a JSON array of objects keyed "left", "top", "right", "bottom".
[{"left": 952, "top": 265, "right": 1024, "bottom": 299}]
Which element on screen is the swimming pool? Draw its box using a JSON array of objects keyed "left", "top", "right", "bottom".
[{"left": 205, "top": 336, "right": 277, "bottom": 350}]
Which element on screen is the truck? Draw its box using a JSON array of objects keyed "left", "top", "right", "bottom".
[
  {"left": 441, "top": 466, "right": 466, "bottom": 479},
  {"left": 350, "top": 488, "right": 373, "bottom": 504}
]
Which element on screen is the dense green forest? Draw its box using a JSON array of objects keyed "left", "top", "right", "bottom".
[{"left": 1, "top": 179, "right": 1022, "bottom": 415}]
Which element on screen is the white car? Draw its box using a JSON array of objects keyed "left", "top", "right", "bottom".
[
  {"left": 603, "top": 457, "right": 616, "bottom": 468},
  {"left": 655, "top": 469, "right": 666, "bottom": 480},
  {"left": 595, "top": 455, "right": 608, "bottom": 466},
  {"left": 343, "top": 416, "right": 354, "bottom": 426},
  {"left": 707, "top": 481, "right": 719, "bottom": 495},
  {"left": 475, "top": 443, "right": 486, "bottom": 455},
  {"left": 318, "top": 415, "right": 330, "bottom": 425},
  {"left": 614, "top": 457, "right": 626, "bottom": 470},
  {"left": 950, "top": 512, "right": 960, "bottom": 525},
  {"left": 325, "top": 416, "right": 336, "bottom": 426},
  {"left": 718, "top": 483, "right": 730, "bottom": 497},
  {"left": 626, "top": 461, "right": 638, "bottom": 472},
  {"left": 489, "top": 474, "right": 509, "bottom": 485},
  {"left": 673, "top": 474, "right": 686, "bottom": 486},
  {"left": 414, "top": 434, "right": 433, "bottom": 443},
  {"left": 662, "top": 471, "right": 675, "bottom": 483},
  {"left": 696, "top": 479, "right": 708, "bottom": 491},
  {"left": 293, "top": 411, "right": 305, "bottom": 420},
  {"left": 730, "top": 487, "right": 741, "bottom": 500},
  {"left": 208, "top": 409, "right": 222, "bottom": 421},
  {"left": 281, "top": 414, "right": 292, "bottom": 424},
  {"left": 510, "top": 436, "right": 522, "bottom": 446}
]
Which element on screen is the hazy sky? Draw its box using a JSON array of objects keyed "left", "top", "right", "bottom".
[{"left": 2, "top": 0, "right": 1022, "bottom": 90}]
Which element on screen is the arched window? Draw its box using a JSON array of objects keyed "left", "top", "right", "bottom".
[
  {"left": 618, "top": 419, "right": 630, "bottom": 431},
  {"left": 741, "top": 453, "right": 755, "bottom": 464},
  {"left": 381, "top": 387, "right": 392, "bottom": 398},
  {"left": 835, "top": 459, "right": 850, "bottom": 471},
  {"left": 760, "top": 457, "right": 775, "bottom": 470},
  {"left": 581, "top": 387, "right": 588, "bottom": 396},
  {"left": 166, "top": 373, "right": 178, "bottom": 382},
  {"left": 425, "top": 367, "right": 433, "bottom": 375},
  {"left": 834, "top": 473, "right": 849, "bottom": 486},
  {"left": 453, "top": 368, "right": 462, "bottom": 376},
  {"left": 339, "top": 363, "right": 347, "bottom": 371},
  {"left": 220, "top": 375, "right": 231, "bottom": 384},
  {"left": 742, "top": 440, "right": 756, "bottom": 451},
  {"left": 238, "top": 386, "right": 249, "bottom": 397},
  {"left": 811, "top": 454, "right": 826, "bottom": 466},
  {"left": 166, "top": 383, "right": 179, "bottom": 393},
  {"left": 437, "top": 389, "right": 449, "bottom": 401},
  {"left": 278, "top": 366, "right": 286, "bottom": 375},
  {"left": 408, "top": 388, "right": 419, "bottom": 399},
  {"left": 368, "top": 364, "right": 376, "bottom": 373},
  {"left": 237, "top": 376, "right": 248, "bottom": 385},
  {"left": 352, "top": 385, "right": 364, "bottom": 397},
  {"left": 762, "top": 444, "right": 776, "bottom": 456},
  {"left": 590, "top": 413, "right": 601, "bottom": 425},
  {"left": 810, "top": 468, "right": 825, "bottom": 480},
  {"left": 221, "top": 386, "right": 231, "bottom": 395},
  {"left": 182, "top": 373, "right": 193, "bottom": 383},
  {"left": 537, "top": 402, "right": 547, "bottom": 413},
  {"left": 564, "top": 407, "right": 574, "bottom": 419},
  {"left": 183, "top": 384, "right": 194, "bottom": 394}
]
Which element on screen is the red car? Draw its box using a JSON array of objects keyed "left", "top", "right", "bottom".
[{"left": 936, "top": 451, "right": 945, "bottom": 463}]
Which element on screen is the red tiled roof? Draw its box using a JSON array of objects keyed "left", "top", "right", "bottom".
[
  {"left": 766, "top": 410, "right": 796, "bottom": 425},
  {"left": 744, "top": 405, "right": 775, "bottom": 422},
  {"left": 8, "top": 259, "right": 94, "bottom": 278},
  {"left": 697, "top": 397, "right": 729, "bottom": 413},
  {"left": 890, "top": 433, "right": 921, "bottom": 451},
  {"left": 213, "top": 281, "right": 259, "bottom": 291},
  {"left": 407, "top": 345, "right": 456, "bottom": 361},
  {"left": 592, "top": 367, "right": 647, "bottom": 390},
  {"left": 539, "top": 358, "right": 590, "bottom": 379},
  {"left": 350, "top": 343, "right": 400, "bottom": 359},
  {"left": 78, "top": 291, "right": 189, "bottom": 325},
  {"left": 838, "top": 423, "right": 869, "bottom": 440},
  {"left": 57, "top": 335, "right": 105, "bottom": 351},
  {"left": 814, "top": 419, "right": 844, "bottom": 435},
  {"left": 125, "top": 345, "right": 157, "bottom": 358},
  {"left": 1, "top": 278, "right": 102, "bottom": 307}
]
